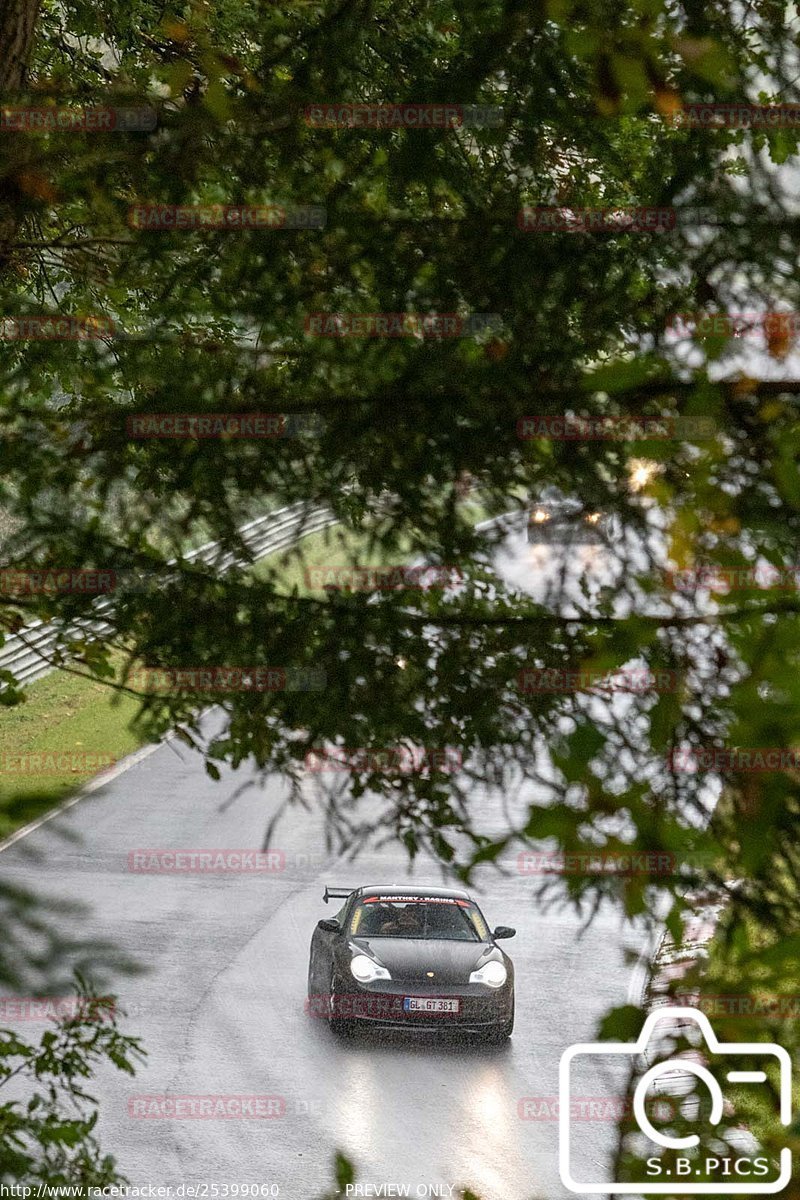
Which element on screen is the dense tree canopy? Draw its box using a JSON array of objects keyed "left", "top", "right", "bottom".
[
  {"left": 3, "top": 0, "right": 800, "bottom": 1184},
  {"left": 2, "top": 3, "right": 800, "bottom": 882},
  {"left": 1, "top": 0, "right": 800, "bottom": 873}
]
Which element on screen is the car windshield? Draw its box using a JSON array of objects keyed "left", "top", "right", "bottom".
[
  {"left": 349, "top": 897, "right": 488, "bottom": 941},
  {"left": 530, "top": 491, "right": 581, "bottom": 514}
]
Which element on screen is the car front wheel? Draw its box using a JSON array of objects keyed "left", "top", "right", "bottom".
[{"left": 328, "top": 975, "right": 353, "bottom": 1037}]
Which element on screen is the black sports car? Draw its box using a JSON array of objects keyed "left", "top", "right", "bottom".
[
  {"left": 307, "top": 884, "right": 515, "bottom": 1041},
  {"left": 527, "top": 486, "right": 613, "bottom": 545}
]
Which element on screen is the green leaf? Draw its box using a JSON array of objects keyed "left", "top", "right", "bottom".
[{"left": 334, "top": 1152, "right": 355, "bottom": 1190}]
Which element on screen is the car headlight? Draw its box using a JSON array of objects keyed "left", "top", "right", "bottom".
[
  {"left": 530, "top": 509, "right": 550, "bottom": 523},
  {"left": 469, "top": 960, "right": 508, "bottom": 988},
  {"left": 350, "top": 954, "right": 391, "bottom": 984},
  {"left": 584, "top": 511, "right": 602, "bottom": 525}
]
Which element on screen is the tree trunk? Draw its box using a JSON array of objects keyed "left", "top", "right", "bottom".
[
  {"left": 0, "top": 0, "right": 41, "bottom": 92},
  {"left": 0, "top": 0, "right": 41, "bottom": 270}
]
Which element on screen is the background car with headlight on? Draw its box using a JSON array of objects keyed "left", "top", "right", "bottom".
[
  {"left": 307, "top": 884, "right": 515, "bottom": 1041},
  {"left": 527, "top": 486, "right": 613, "bottom": 544}
]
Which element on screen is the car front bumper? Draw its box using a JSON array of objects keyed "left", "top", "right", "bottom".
[
  {"left": 320, "top": 980, "right": 513, "bottom": 1031},
  {"left": 527, "top": 521, "right": 610, "bottom": 545}
]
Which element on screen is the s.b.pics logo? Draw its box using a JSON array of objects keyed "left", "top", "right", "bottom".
[{"left": 559, "top": 1007, "right": 791, "bottom": 1194}]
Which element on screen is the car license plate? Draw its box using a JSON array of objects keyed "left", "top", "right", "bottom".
[{"left": 403, "top": 997, "right": 460, "bottom": 1014}]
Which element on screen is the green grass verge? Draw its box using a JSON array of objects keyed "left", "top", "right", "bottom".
[{"left": 0, "top": 668, "right": 143, "bottom": 841}]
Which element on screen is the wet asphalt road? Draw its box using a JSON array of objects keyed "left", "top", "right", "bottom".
[{"left": 0, "top": 526, "right": 654, "bottom": 1200}]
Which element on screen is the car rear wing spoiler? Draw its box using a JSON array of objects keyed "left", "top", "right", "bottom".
[{"left": 323, "top": 886, "right": 357, "bottom": 904}]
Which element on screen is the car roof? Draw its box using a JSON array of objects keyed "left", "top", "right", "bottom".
[{"left": 359, "top": 884, "right": 472, "bottom": 900}]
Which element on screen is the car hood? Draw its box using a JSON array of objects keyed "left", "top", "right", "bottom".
[{"left": 351, "top": 937, "right": 500, "bottom": 984}]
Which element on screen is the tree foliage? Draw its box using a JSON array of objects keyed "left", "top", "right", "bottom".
[
  {"left": 2, "top": 0, "right": 800, "bottom": 1187},
  {"left": 0, "top": 975, "right": 144, "bottom": 1185}
]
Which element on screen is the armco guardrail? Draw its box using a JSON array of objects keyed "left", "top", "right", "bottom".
[{"left": 0, "top": 500, "right": 337, "bottom": 689}]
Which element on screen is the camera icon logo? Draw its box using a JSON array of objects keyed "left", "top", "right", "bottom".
[{"left": 559, "top": 1006, "right": 792, "bottom": 1194}]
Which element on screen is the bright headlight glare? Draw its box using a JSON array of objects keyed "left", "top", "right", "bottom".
[
  {"left": 469, "top": 960, "right": 508, "bottom": 988},
  {"left": 350, "top": 954, "right": 391, "bottom": 983},
  {"left": 531, "top": 509, "right": 550, "bottom": 523}
]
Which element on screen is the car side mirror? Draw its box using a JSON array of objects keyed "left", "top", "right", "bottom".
[
  {"left": 493, "top": 925, "right": 516, "bottom": 940},
  {"left": 317, "top": 918, "right": 340, "bottom": 933}
]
